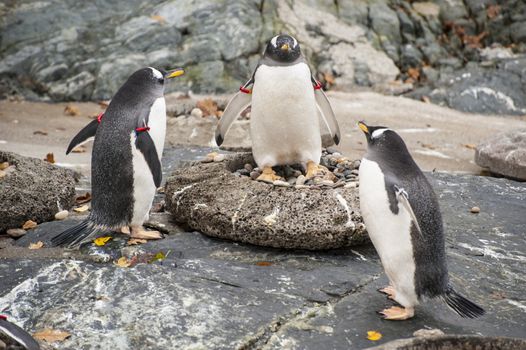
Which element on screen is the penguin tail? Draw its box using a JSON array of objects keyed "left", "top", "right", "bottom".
[
  {"left": 50, "top": 220, "right": 97, "bottom": 248},
  {"left": 442, "top": 286, "right": 485, "bottom": 318}
]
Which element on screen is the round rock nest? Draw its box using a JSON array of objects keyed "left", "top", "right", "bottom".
[{"left": 165, "top": 151, "right": 368, "bottom": 250}]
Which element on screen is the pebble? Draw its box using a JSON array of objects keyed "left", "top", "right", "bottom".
[
  {"left": 0, "top": 339, "right": 6, "bottom": 350},
  {"left": 293, "top": 170, "right": 302, "bottom": 177},
  {"left": 213, "top": 154, "right": 225, "bottom": 162},
  {"left": 470, "top": 206, "right": 480, "bottom": 214},
  {"left": 295, "top": 175, "right": 306, "bottom": 186},
  {"left": 326, "top": 147, "right": 339, "bottom": 154},
  {"left": 344, "top": 182, "right": 358, "bottom": 188},
  {"left": 351, "top": 169, "right": 359, "bottom": 176},
  {"left": 295, "top": 184, "right": 309, "bottom": 189},
  {"left": 7, "top": 228, "right": 26, "bottom": 238},
  {"left": 320, "top": 180, "right": 334, "bottom": 187},
  {"left": 250, "top": 171, "right": 260, "bottom": 180},
  {"left": 352, "top": 160, "right": 361, "bottom": 169},
  {"left": 0, "top": 162, "right": 9, "bottom": 170},
  {"left": 190, "top": 107, "right": 203, "bottom": 118},
  {"left": 244, "top": 163, "right": 253, "bottom": 172},
  {"left": 237, "top": 169, "right": 250, "bottom": 176},
  {"left": 273, "top": 180, "right": 290, "bottom": 187},
  {"left": 287, "top": 176, "right": 297, "bottom": 185},
  {"left": 55, "top": 210, "right": 69, "bottom": 220}
]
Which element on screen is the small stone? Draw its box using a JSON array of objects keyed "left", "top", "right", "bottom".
[
  {"left": 352, "top": 160, "right": 361, "bottom": 169},
  {"left": 351, "top": 170, "right": 359, "bottom": 175},
  {"left": 273, "top": 180, "right": 290, "bottom": 187},
  {"left": 0, "top": 170, "right": 5, "bottom": 179},
  {"left": 293, "top": 170, "right": 302, "bottom": 177},
  {"left": 250, "top": 171, "right": 260, "bottom": 180},
  {"left": 287, "top": 177, "right": 297, "bottom": 185},
  {"left": 244, "top": 163, "right": 253, "bottom": 172},
  {"left": 321, "top": 180, "right": 334, "bottom": 187},
  {"left": 295, "top": 184, "right": 309, "bottom": 189},
  {"left": 190, "top": 108, "right": 203, "bottom": 118},
  {"left": 7, "top": 228, "right": 26, "bottom": 238},
  {"left": 413, "top": 328, "right": 445, "bottom": 338},
  {"left": 344, "top": 182, "right": 358, "bottom": 188},
  {"left": 213, "top": 154, "right": 225, "bottom": 162},
  {"left": 55, "top": 210, "right": 69, "bottom": 220},
  {"left": 296, "top": 175, "right": 306, "bottom": 186},
  {"left": 237, "top": 169, "right": 250, "bottom": 176},
  {"left": 0, "top": 162, "right": 9, "bottom": 170},
  {"left": 0, "top": 338, "right": 6, "bottom": 350},
  {"left": 470, "top": 206, "right": 480, "bottom": 214},
  {"left": 326, "top": 147, "right": 339, "bottom": 154}
]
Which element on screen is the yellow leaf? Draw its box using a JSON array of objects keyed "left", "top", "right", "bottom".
[
  {"left": 114, "top": 256, "right": 131, "bottom": 268},
  {"left": 29, "top": 241, "right": 44, "bottom": 250},
  {"left": 93, "top": 236, "right": 112, "bottom": 246},
  {"left": 22, "top": 220, "right": 38, "bottom": 230},
  {"left": 149, "top": 251, "right": 166, "bottom": 263},
  {"left": 33, "top": 328, "right": 71, "bottom": 342},
  {"left": 367, "top": 330, "right": 382, "bottom": 341},
  {"left": 73, "top": 204, "right": 90, "bottom": 212},
  {"left": 44, "top": 153, "right": 55, "bottom": 164}
]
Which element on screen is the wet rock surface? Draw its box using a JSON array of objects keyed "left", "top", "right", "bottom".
[
  {"left": 0, "top": 150, "right": 76, "bottom": 233},
  {"left": 165, "top": 152, "right": 367, "bottom": 250},
  {"left": 2, "top": 1, "right": 526, "bottom": 115},
  {"left": 475, "top": 129, "right": 526, "bottom": 180}
]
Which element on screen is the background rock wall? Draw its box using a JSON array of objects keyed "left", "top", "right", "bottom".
[{"left": 1, "top": 0, "right": 525, "bottom": 114}]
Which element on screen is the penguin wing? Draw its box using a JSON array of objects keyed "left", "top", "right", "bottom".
[
  {"left": 215, "top": 78, "right": 254, "bottom": 146},
  {"left": 66, "top": 119, "right": 99, "bottom": 154},
  {"left": 394, "top": 185, "right": 424, "bottom": 238},
  {"left": 0, "top": 317, "right": 41, "bottom": 350},
  {"left": 312, "top": 79, "right": 340, "bottom": 145},
  {"left": 135, "top": 131, "right": 162, "bottom": 188}
]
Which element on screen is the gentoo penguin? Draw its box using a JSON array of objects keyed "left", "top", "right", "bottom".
[
  {"left": 357, "top": 121, "right": 485, "bottom": 320},
  {"left": 0, "top": 315, "right": 40, "bottom": 350},
  {"left": 51, "top": 67, "right": 184, "bottom": 248},
  {"left": 215, "top": 34, "right": 341, "bottom": 182}
]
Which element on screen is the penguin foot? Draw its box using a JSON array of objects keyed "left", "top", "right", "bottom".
[
  {"left": 129, "top": 226, "right": 163, "bottom": 240},
  {"left": 257, "top": 166, "right": 282, "bottom": 183},
  {"left": 378, "top": 285, "right": 396, "bottom": 300},
  {"left": 378, "top": 306, "right": 414, "bottom": 320}
]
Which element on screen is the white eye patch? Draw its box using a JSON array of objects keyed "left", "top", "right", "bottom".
[
  {"left": 150, "top": 67, "right": 163, "bottom": 79},
  {"left": 270, "top": 36, "right": 278, "bottom": 47},
  {"left": 371, "top": 128, "right": 389, "bottom": 139}
]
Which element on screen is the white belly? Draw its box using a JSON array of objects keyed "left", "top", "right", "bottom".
[
  {"left": 130, "top": 97, "right": 166, "bottom": 226},
  {"left": 359, "top": 158, "right": 418, "bottom": 306},
  {"left": 250, "top": 63, "right": 321, "bottom": 167}
]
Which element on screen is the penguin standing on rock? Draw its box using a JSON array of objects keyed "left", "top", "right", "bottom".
[
  {"left": 357, "top": 121, "right": 485, "bottom": 320},
  {"left": 215, "top": 34, "right": 341, "bottom": 182},
  {"left": 51, "top": 67, "right": 184, "bottom": 248}
]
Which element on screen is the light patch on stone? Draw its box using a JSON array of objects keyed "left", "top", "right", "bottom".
[
  {"left": 414, "top": 149, "right": 453, "bottom": 159},
  {"left": 460, "top": 87, "right": 526, "bottom": 113},
  {"left": 350, "top": 249, "right": 367, "bottom": 261},
  {"left": 232, "top": 193, "right": 248, "bottom": 232},
  {"left": 172, "top": 184, "right": 193, "bottom": 208},
  {"left": 263, "top": 207, "right": 280, "bottom": 226},
  {"left": 458, "top": 242, "right": 526, "bottom": 262},
  {"left": 335, "top": 193, "right": 354, "bottom": 229},
  {"left": 507, "top": 299, "right": 526, "bottom": 312}
]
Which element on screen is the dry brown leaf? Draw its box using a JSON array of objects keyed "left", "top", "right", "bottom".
[
  {"left": 33, "top": 130, "right": 48, "bottom": 136},
  {"left": 28, "top": 241, "right": 44, "bottom": 249},
  {"left": 64, "top": 105, "right": 80, "bottom": 116},
  {"left": 421, "top": 96, "right": 431, "bottom": 103},
  {"left": 45, "top": 153, "right": 55, "bottom": 164},
  {"left": 256, "top": 261, "right": 273, "bottom": 267},
  {"left": 490, "top": 291, "right": 506, "bottom": 300},
  {"left": 150, "top": 15, "right": 166, "bottom": 24},
  {"left": 114, "top": 256, "right": 132, "bottom": 268},
  {"left": 463, "top": 143, "right": 477, "bottom": 150},
  {"left": 22, "top": 220, "right": 38, "bottom": 230},
  {"left": 75, "top": 192, "right": 92, "bottom": 204},
  {"left": 128, "top": 238, "right": 148, "bottom": 245},
  {"left": 407, "top": 67, "right": 420, "bottom": 81},
  {"left": 487, "top": 4, "right": 500, "bottom": 19},
  {"left": 323, "top": 72, "right": 335, "bottom": 85},
  {"left": 196, "top": 98, "right": 219, "bottom": 117},
  {"left": 98, "top": 100, "right": 110, "bottom": 108},
  {"left": 0, "top": 162, "right": 9, "bottom": 170},
  {"left": 33, "top": 328, "right": 71, "bottom": 342},
  {"left": 421, "top": 143, "right": 436, "bottom": 150},
  {"left": 73, "top": 204, "right": 90, "bottom": 213},
  {"left": 71, "top": 145, "right": 86, "bottom": 153}
]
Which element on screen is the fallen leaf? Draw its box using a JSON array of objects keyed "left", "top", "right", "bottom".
[
  {"left": 486, "top": 4, "right": 500, "bottom": 19},
  {"left": 22, "top": 220, "right": 38, "bottom": 230},
  {"left": 33, "top": 130, "right": 48, "bottom": 136},
  {"left": 44, "top": 153, "right": 55, "bottom": 164},
  {"left": 367, "top": 330, "right": 382, "bottom": 341},
  {"left": 196, "top": 98, "right": 219, "bottom": 117},
  {"left": 407, "top": 67, "right": 420, "bottom": 81},
  {"left": 256, "top": 261, "right": 273, "bottom": 266},
  {"left": 490, "top": 291, "right": 506, "bottom": 300},
  {"left": 64, "top": 104, "right": 80, "bottom": 116},
  {"left": 28, "top": 241, "right": 44, "bottom": 249},
  {"left": 98, "top": 101, "right": 110, "bottom": 108},
  {"left": 93, "top": 236, "right": 112, "bottom": 246},
  {"left": 463, "top": 143, "right": 477, "bottom": 150},
  {"left": 323, "top": 72, "right": 335, "bottom": 86},
  {"left": 149, "top": 251, "right": 166, "bottom": 263},
  {"left": 421, "top": 96, "right": 431, "bottom": 103},
  {"left": 150, "top": 15, "right": 166, "bottom": 24},
  {"left": 73, "top": 204, "right": 90, "bottom": 212},
  {"left": 0, "top": 162, "right": 9, "bottom": 170},
  {"left": 114, "top": 256, "right": 132, "bottom": 268},
  {"left": 33, "top": 328, "right": 71, "bottom": 342},
  {"left": 75, "top": 192, "right": 92, "bottom": 204},
  {"left": 421, "top": 143, "right": 436, "bottom": 150},
  {"left": 71, "top": 145, "right": 86, "bottom": 153},
  {"left": 128, "top": 238, "right": 147, "bottom": 245}
]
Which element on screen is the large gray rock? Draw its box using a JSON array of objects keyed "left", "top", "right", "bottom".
[
  {"left": 475, "top": 129, "right": 526, "bottom": 180},
  {"left": 0, "top": 151, "right": 77, "bottom": 233},
  {"left": 165, "top": 152, "right": 367, "bottom": 250}
]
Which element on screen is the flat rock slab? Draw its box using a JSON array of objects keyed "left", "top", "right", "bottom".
[
  {"left": 0, "top": 150, "right": 77, "bottom": 233},
  {"left": 165, "top": 152, "right": 367, "bottom": 250},
  {"left": 475, "top": 128, "right": 526, "bottom": 180}
]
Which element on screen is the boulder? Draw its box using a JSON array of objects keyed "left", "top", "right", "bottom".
[
  {"left": 475, "top": 129, "right": 526, "bottom": 180},
  {"left": 0, "top": 151, "right": 77, "bottom": 233},
  {"left": 165, "top": 152, "right": 367, "bottom": 250}
]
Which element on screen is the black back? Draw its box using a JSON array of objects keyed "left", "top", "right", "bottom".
[{"left": 363, "top": 125, "right": 449, "bottom": 298}]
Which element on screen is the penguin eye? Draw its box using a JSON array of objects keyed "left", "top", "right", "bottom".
[{"left": 158, "top": 78, "right": 164, "bottom": 84}]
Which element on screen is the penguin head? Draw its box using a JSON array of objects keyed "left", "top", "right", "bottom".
[
  {"left": 123, "top": 67, "right": 185, "bottom": 96},
  {"left": 358, "top": 121, "right": 411, "bottom": 157},
  {"left": 264, "top": 34, "right": 301, "bottom": 63}
]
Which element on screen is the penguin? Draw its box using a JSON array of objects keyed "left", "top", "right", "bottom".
[
  {"left": 357, "top": 121, "right": 485, "bottom": 320},
  {"left": 51, "top": 67, "right": 184, "bottom": 248},
  {"left": 0, "top": 315, "right": 40, "bottom": 350},
  {"left": 215, "top": 34, "right": 341, "bottom": 182}
]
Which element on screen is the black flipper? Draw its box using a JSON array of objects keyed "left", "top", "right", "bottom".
[
  {"left": 442, "top": 286, "right": 485, "bottom": 318},
  {"left": 0, "top": 317, "right": 41, "bottom": 350},
  {"left": 135, "top": 131, "right": 162, "bottom": 188},
  {"left": 50, "top": 220, "right": 97, "bottom": 248},
  {"left": 66, "top": 119, "right": 99, "bottom": 154}
]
